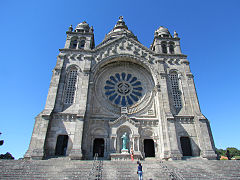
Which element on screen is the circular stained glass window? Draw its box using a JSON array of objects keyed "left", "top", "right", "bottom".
[{"left": 104, "top": 72, "right": 143, "bottom": 106}]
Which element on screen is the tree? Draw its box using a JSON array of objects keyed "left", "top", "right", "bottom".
[
  {"left": 216, "top": 148, "right": 226, "bottom": 156},
  {"left": 216, "top": 147, "right": 240, "bottom": 157},
  {"left": 227, "top": 147, "right": 240, "bottom": 157},
  {"left": 0, "top": 152, "right": 14, "bottom": 159}
]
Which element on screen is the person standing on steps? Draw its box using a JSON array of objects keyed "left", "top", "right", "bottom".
[
  {"left": 130, "top": 147, "right": 134, "bottom": 161},
  {"left": 137, "top": 161, "right": 143, "bottom": 180}
]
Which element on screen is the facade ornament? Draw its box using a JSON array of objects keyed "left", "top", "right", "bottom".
[
  {"left": 119, "top": 16, "right": 123, "bottom": 21},
  {"left": 90, "top": 26, "right": 94, "bottom": 33},
  {"left": 121, "top": 132, "right": 129, "bottom": 151},
  {"left": 174, "top": 30, "right": 178, "bottom": 38},
  {"left": 68, "top": 25, "right": 73, "bottom": 32}
]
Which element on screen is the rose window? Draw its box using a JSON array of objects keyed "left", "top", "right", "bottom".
[{"left": 104, "top": 72, "right": 143, "bottom": 106}]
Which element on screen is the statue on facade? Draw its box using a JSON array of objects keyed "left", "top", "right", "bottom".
[{"left": 121, "top": 132, "right": 128, "bottom": 150}]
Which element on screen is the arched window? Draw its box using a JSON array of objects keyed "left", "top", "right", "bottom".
[
  {"left": 161, "top": 42, "right": 167, "bottom": 54},
  {"left": 169, "top": 42, "right": 175, "bottom": 54},
  {"left": 152, "top": 46, "right": 155, "bottom": 51},
  {"left": 79, "top": 40, "right": 85, "bottom": 48},
  {"left": 64, "top": 68, "right": 78, "bottom": 104},
  {"left": 70, "top": 37, "right": 78, "bottom": 49},
  {"left": 169, "top": 72, "right": 182, "bottom": 109}
]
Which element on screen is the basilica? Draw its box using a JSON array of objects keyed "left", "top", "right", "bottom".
[{"left": 25, "top": 17, "right": 217, "bottom": 160}]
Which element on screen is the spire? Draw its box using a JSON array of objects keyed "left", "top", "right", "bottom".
[
  {"left": 113, "top": 16, "right": 128, "bottom": 30},
  {"left": 100, "top": 16, "right": 138, "bottom": 44}
]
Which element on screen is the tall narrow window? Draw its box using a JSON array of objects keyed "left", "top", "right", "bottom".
[
  {"left": 169, "top": 42, "right": 175, "bottom": 54},
  {"left": 161, "top": 42, "right": 167, "bottom": 54},
  {"left": 70, "top": 37, "right": 78, "bottom": 49},
  {"left": 64, "top": 68, "right": 78, "bottom": 104},
  {"left": 169, "top": 72, "right": 182, "bottom": 109},
  {"left": 79, "top": 40, "right": 85, "bottom": 48}
]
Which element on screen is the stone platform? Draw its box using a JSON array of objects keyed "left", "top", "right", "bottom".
[{"left": 110, "top": 152, "right": 143, "bottom": 160}]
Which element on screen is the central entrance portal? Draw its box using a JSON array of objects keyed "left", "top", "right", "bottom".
[
  {"left": 93, "top": 138, "right": 104, "bottom": 157},
  {"left": 55, "top": 135, "right": 68, "bottom": 156},
  {"left": 180, "top": 137, "right": 192, "bottom": 156},
  {"left": 144, "top": 139, "right": 155, "bottom": 157}
]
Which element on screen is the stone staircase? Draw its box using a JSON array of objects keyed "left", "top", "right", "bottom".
[
  {"left": 1, "top": 158, "right": 240, "bottom": 180},
  {"left": 166, "top": 158, "right": 240, "bottom": 180},
  {"left": 0, "top": 158, "right": 93, "bottom": 180},
  {"left": 102, "top": 159, "right": 171, "bottom": 180}
]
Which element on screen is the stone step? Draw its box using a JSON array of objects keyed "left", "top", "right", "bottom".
[{"left": 1, "top": 159, "right": 240, "bottom": 180}]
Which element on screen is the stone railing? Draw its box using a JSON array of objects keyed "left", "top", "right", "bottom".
[
  {"left": 88, "top": 153, "right": 103, "bottom": 180},
  {"left": 159, "top": 160, "right": 184, "bottom": 180}
]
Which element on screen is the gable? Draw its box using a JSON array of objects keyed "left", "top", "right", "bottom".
[
  {"left": 93, "top": 36, "right": 156, "bottom": 65},
  {"left": 109, "top": 115, "right": 139, "bottom": 127}
]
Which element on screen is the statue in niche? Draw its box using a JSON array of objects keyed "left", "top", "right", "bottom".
[{"left": 121, "top": 132, "right": 129, "bottom": 150}]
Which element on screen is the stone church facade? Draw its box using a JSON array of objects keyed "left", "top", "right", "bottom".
[{"left": 25, "top": 17, "right": 217, "bottom": 160}]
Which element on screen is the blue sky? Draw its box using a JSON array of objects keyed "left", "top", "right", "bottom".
[{"left": 1, "top": 0, "right": 239, "bottom": 159}]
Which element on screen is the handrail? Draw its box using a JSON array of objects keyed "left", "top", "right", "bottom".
[
  {"left": 88, "top": 153, "right": 103, "bottom": 180},
  {"left": 159, "top": 160, "right": 184, "bottom": 180}
]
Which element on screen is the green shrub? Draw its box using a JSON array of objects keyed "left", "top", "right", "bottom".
[{"left": 234, "top": 156, "right": 240, "bottom": 160}]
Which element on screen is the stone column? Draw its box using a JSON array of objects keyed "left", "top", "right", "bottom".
[
  {"left": 25, "top": 54, "right": 65, "bottom": 159},
  {"left": 155, "top": 40, "right": 162, "bottom": 53},
  {"left": 137, "top": 137, "right": 140, "bottom": 152},
  {"left": 156, "top": 59, "right": 174, "bottom": 159},
  {"left": 70, "top": 57, "right": 91, "bottom": 159},
  {"left": 44, "top": 55, "right": 64, "bottom": 111},
  {"left": 104, "top": 137, "right": 107, "bottom": 158},
  {"left": 183, "top": 62, "right": 201, "bottom": 114},
  {"left": 132, "top": 137, "right": 135, "bottom": 151},
  {"left": 167, "top": 119, "right": 182, "bottom": 160},
  {"left": 167, "top": 44, "right": 170, "bottom": 54},
  {"left": 113, "top": 136, "right": 116, "bottom": 152},
  {"left": 64, "top": 34, "right": 71, "bottom": 48},
  {"left": 69, "top": 117, "right": 84, "bottom": 160},
  {"left": 24, "top": 114, "right": 50, "bottom": 159},
  {"left": 198, "top": 119, "right": 217, "bottom": 159},
  {"left": 174, "top": 40, "right": 182, "bottom": 54},
  {"left": 109, "top": 133, "right": 117, "bottom": 153}
]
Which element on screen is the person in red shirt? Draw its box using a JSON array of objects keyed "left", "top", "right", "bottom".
[{"left": 130, "top": 147, "right": 134, "bottom": 161}]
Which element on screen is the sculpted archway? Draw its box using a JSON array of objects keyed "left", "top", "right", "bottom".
[{"left": 116, "top": 125, "right": 132, "bottom": 153}]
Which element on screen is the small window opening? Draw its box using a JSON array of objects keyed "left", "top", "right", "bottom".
[
  {"left": 162, "top": 42, "right": 167, "bottom": 54},
  {"left": 79, "top": 40, "right": 85, "bottom": 48},
  {"left": 169, "top": 44, "right": 174, "bottom": 54},
  {"left": 71, "top": 40, "right": 78, "bottom": 49}
]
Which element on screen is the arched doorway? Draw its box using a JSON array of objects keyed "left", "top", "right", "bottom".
[
  {"left": 93, "top": 138, "right": 104, "bottom": 157},
  {"left": 55, "top": 135, "right": 68, "bottom": 156},
  {"left": 144, "top": 139, "right": 155, "bottom": 157},
  {"left": 180, "top": 137, "right": 192, "bottom": 156}
]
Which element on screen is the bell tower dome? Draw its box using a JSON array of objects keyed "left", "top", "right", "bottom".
[
  {"left": 64, "top": 21, "right": 95, "bottom": 50},
  {"left": 151, "top": 26, "right": 182, "bottom": 54}
]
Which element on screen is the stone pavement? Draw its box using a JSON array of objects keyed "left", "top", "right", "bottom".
[{"left": 0, "top": 158, "right": 240, "bottom": 179}]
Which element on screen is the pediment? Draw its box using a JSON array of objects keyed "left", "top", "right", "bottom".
[
  {"left": 93, "top": 36, "right": 156, "bottom": 64},
  {"left": 109, "top": 115, "right": 139, "bottom": 127}
]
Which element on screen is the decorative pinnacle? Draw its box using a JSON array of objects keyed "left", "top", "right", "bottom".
[
  {"left": 174, "top": 30, "right": 178, "bottom": 38},
  {"left": 68, "top": 25, "right": 73, "bottom": 32},
  {"left": 119, "top": 16, "right": 123, "bottom": 21},
  {"left": 114, "top": 16, "right": 128, "bottom": 30}
]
